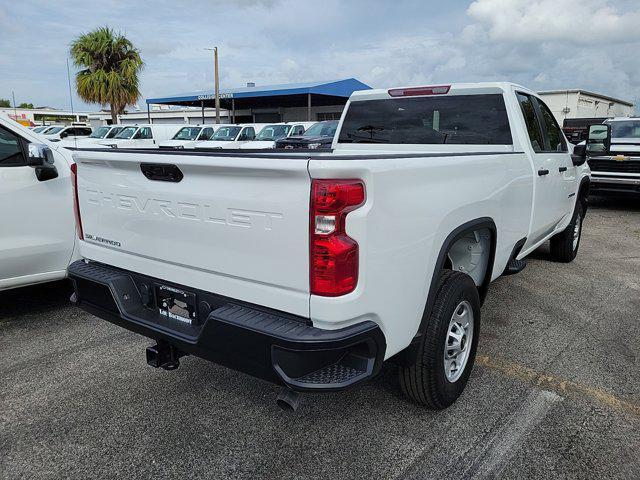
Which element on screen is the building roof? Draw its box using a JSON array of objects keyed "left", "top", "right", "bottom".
[
  {"left": 146, "top": 78, "right": 372, "bottom": 108},
  {"left": 537, "top": 89, "right": 634, "bottom": 107}
]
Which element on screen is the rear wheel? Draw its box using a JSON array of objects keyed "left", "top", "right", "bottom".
[
  {"left": 398, "top": 270, "right": 481, "bottom": 409},
  {"left": 550, "top": 202, "right": 584, "bottom": 263}
]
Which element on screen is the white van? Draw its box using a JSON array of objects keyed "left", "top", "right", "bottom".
[
  {"left": 42, "top": 125, "right": 93, "bottom": 143},
  {"left": 193, "top": 124, "right": 264, "bottom": 149},
  {"left": 60, "top": 125, "right": 124, "bottom": 147},
  {"left": 240, "top": 122, "right": 315, "bottom": 149},
  {"left": 158, "top": 125, "right": 216, "bottom": 149},
  {"left": 98, "top": 124, "right": 184, "bottom": 149}
]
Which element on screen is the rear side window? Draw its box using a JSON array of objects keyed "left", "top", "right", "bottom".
[
  {"left": 533, "top": 98, "right": 567, "bottom": 152},
  {"left": 0, "top": 126, "right": 26, "bottom": 167},
  {"left": 338, "top": 94, "right": 512, "bottom": 145},
  {"left": 516, "top": 93, "right": 544, "bottom": 153}
]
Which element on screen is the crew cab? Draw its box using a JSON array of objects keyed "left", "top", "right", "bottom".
[
  {"left": 0, "top": 114, "right": 78, "bottom": 290},
  {"left": 97, "top": 124, "right": 183, "bottom": 149},
  {"left": 585, "top": 117, "right": 640, "bottom": 195},
  {"left": 158, "top": 125, "right": 216, "bottom": 149},
  {"left": 193, "top": 124, "right": 262, "bottom": 149},
  {"left": 275, "top": 120, "right": 338, "bottom": 149},
  {"left": 67, "top": 82, "right": 591, "bottom": 409}
]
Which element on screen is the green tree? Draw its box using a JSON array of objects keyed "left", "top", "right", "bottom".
[
  {"left": 0, "top": 98, "right": 10, "bottom": 107},
  {"left": 70, "top": 26, "right": 144, "bottom": 124},
  {"left": 18, "top": 102, "right": 34, "bottom": 109}
]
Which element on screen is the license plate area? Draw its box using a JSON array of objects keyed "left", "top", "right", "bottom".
[{"left": 156, "top": 284, "right": 197, "bottom": 325}]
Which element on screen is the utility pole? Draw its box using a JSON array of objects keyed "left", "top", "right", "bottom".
[{"left": 205, "top": 47, "right": 221, "bottom": 124}]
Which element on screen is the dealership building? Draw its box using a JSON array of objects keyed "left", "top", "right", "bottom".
[{"left": 538, "top": 89, "right": 634, "bottom": 124}]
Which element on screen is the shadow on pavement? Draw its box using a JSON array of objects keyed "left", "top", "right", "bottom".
[{"left": 0, "top": 280, "right": 73, "bottom": 319}]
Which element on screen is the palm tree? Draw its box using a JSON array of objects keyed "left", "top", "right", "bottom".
[{"left": 70, "top": 27, "right": 144, "bottom": 124}]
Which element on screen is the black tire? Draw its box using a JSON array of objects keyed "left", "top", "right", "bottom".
[
  {"left": 549, "top": 201, "right": 584, "bottom": 263},
  {"left": 398, "top": 270, "right": 481, "bottom": 409}
]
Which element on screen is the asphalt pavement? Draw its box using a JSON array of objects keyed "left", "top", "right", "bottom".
[{"left": 1, "top": 195, "right": 639, "bottom": 480}]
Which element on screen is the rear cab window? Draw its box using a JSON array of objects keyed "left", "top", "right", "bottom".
[{"left": 338, "top": 94, "right": 512, "bottom": 145}]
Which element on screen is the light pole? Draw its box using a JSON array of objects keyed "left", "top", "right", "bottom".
[{"left": 204, "top": 47, "right": 221, "bottom": 124}]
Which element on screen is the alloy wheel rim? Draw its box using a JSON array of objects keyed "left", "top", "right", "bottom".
[{"left": 444, "top": 300, "right": 474, "bottom": 383}]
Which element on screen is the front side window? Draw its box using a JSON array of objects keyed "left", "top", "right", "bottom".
[
  {"left": 516, "top": 93, "right": 544, "bottom": 153},
  {"left": 106, "top": 127, "right": 123, "bottom": 138},
  {"left": 291, "top": 125, "right": 305, "bottom": 136},
  {"left": 115, "top": 127, "right": 137, "bottom": 139},
  {"left": 198, "top": 127, "right": 214, "bottom": 140},
  {"left": 134, "top": 127, "right": 152, "bottom": 139},
  {"left": 338, "top": 95, "right": 512, "bottom": 145},
  {"left": 173, "top": 126, "right": 202, "bottom": 140},
  {"left": 0, "top": 126, "right": 25, "bottom": 167},
  {"left": 534, "top": 98, "right": 567, "bottom": 152}
]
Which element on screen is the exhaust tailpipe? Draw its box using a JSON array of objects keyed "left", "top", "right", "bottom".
[{"left": 277, "top": 388, "right": 301, "bottom": 411}]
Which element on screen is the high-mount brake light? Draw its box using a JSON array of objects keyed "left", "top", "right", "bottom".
[
  {"left": 70, "top": 163, "right": 84, "bottom": 240},
  {"left": 310, "top": 180, "right": 365, "bottom": 296},
  {"left": 388, "top": 85, "right": 451, "bottom": 97}
]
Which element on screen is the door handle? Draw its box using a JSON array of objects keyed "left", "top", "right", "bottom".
[
  {"left": 559, "top": 166, "right": 568, "bottom": 172},
  {"left": 538, "top": 169, "right": 549, "bottom": 176}
]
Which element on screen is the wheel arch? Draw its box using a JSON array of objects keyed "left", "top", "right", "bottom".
[{"left": 392, "top": 217, "right": 497, "bottom": 366}]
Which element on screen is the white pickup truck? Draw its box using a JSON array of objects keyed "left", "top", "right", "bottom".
[{"left": 67, "top": 82, "right": 591, "bottom": 410}]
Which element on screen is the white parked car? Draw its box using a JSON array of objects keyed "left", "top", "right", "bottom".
[
  {"left": 193, "top": 124, "right": 262, "bottom": 149},
  {"left": 68, "top": 82, "right": 591, "bottom": 410},
  {"left": 97, "top": 124, "right": 184, "bottom": 149},
  {"left": 239, "top": 122, "right": 314, "bottom": 149},
  {"left": 41, "top": 125, "right": 93, "bottom": 143},
  {"left": 60, "top": 125, "right": 125, "bottom": 148},
  {"left": 158, "top": 125, "right": 216, "bottom": 149},
  {"left": 0, "top": 114, "right": 78, "bottom": 290}
]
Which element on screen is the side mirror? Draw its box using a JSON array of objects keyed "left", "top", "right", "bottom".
[
  {"left": 571, "top": 143, "right": 587, "bottom": 166},
  {"left": 27, "top": 143, "right": 58, "bottom": 181},
  {"left": 586, "top": 123, "right": 611, "bottom": 155}
]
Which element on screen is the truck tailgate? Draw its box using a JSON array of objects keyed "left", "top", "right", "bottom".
[{"left": 73, "top": 150, "right": 311, "bottom": 317}]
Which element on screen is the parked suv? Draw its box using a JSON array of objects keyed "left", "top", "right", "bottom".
[{"left": 275, "top": 120, "right": 338, "bottom": 149}]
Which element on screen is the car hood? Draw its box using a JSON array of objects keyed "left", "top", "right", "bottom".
[{"left": 278, "top": 135, "right": 332, "bottom": 144}]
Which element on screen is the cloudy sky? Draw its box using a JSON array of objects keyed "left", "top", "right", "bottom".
[{"left": 1, "top": 0, "right": 640, "bottom": 111}]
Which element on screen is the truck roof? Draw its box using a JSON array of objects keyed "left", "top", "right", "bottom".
[{"left": 349, "top": 82, "right": 534, "bottom": 101}]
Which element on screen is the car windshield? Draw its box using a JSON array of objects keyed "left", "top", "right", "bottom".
[
  {"left": 89, "top": 126, "right": 111, "bottom": 138},
  {"left": 173, "top": 126, "right": 202, "bottom": 140},
  {"left": 303, "top": 121, "right": 338, "bottom": 137},
  {"left": 212, "top": 126, "right": 241, "bottom": 140},
  {"left": 608, "top": 121, "right": 640, "bottom": 139},
  {"left": 255, "top": 125, "right": 291, "bottom": 141},
  {"left": 33, "top": 126, "right": 48, "bottom": 133},
  {"left": 45, "top": 127, "right": 64, "bottom": 135},
  {"left": 115, "top": 126, "right": 138, "bottom": 139}
]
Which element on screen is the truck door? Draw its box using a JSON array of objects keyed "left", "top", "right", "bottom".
[
  {"left": 516, "top": 92, "right": 567, "bottom": 244},
  {"left": 133, "top": 126, "right": 154, "bottom": 148},
  {"left": 0, "top": 124, "right": 75, "bottom": 289},
  {"left": 532, "top": 97, "right": 574, "bottom": 214}
]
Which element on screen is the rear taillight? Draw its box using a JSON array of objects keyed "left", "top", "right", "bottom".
[
  {"left": 70, "top": 163, "right": 84, "bottom": 240},
  {"left": 388, "top": 85, "right": 450, "bottom": 97},
  {"left": 310, "top": 179, "right": 365, "bottom": 296}
]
